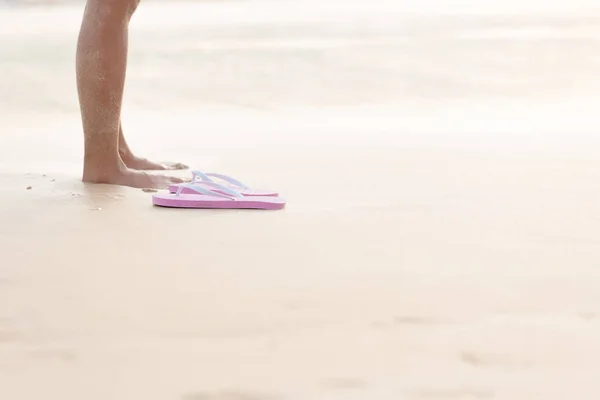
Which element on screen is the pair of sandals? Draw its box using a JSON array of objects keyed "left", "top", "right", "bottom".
[{"left": 152, "top": 170, "right": 286, "bottom": 210}]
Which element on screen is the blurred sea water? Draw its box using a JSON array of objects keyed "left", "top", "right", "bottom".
[{"left": 1, "top": 0, "right": 600, "bottom": 170}]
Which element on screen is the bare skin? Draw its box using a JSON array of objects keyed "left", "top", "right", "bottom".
[
  {"left": 76, "top": 0, "right": 186, "bottom": 188},
  {"left": 118, "top": 124, "right": 187, "bottom": 171}
]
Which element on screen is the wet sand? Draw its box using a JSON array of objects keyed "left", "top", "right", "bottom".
[{"left": 2, "top": 1, "right": 600, "bottom": 399}]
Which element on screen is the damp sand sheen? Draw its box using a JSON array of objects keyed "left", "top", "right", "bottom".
[{"left": 2, "top": 1, "right": 600, "bottom": 399}]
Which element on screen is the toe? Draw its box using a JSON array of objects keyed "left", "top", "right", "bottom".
[{"left": 166, "top": 162, "right": 188, "bottom": 170}]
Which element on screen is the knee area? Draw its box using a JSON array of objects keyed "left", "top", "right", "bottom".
[{"left": 87, "top": 0, "right": 141, "bottom": 20}]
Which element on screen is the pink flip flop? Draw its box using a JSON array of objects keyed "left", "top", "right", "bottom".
[
  {"left": 169, "top": 170, "right": 278, "bottom": 197},
  {"left": 153, "top": 183, "right": 286, "bottom": 210}
]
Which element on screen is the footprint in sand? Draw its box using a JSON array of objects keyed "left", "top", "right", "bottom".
[
  {"left": 0, "top": 328, "right": 20, "bottom": 343},
  {"left": 182, "top": 391, "right": 282, "bottom": 400},
  {"left": 415, "top": 388, "right": 495, "bottom": 399},
  {"left": 319, "top": 378, "right": 368, "bottom": 390},
  {"left": 0, "top": 320, "right": 21, "bottom": 343}
]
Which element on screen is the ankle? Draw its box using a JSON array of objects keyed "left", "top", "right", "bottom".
[
  {"left": 82, "top": 154, "right": 127, "bottom": 183},
  {"left": 119, "top": 147, "right": 138, "bottom": 163}
]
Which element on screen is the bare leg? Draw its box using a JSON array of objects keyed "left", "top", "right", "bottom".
[
  {"left": 118, "top": 123, "right": 188, "bottom": 170},
  {"left": 76, "top": 0, "right": 183, "bottom": 188}
]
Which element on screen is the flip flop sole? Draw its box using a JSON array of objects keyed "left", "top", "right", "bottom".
[
  {"left": 168, "top": 183, "right": 278, "bottom": 197},
  {"left": 152, "top": 193, "right": 286, "bottom": 210}
]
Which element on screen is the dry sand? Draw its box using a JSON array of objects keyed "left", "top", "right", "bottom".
[{"left": 2, "top": 1, "right": 600, "bottom": 399}]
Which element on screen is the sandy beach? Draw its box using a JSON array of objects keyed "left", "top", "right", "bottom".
[{"left": 2, "top": 1, "right": 600, "bottom": 399}]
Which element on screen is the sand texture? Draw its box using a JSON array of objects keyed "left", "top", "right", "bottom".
[{"left": 2, "top": 1, "right": 600, "bottom": 399}]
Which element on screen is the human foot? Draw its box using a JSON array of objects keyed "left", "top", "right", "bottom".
[
  {"left": 121, "top": 153, "right": 188, "bottom": 171},
  {"left": 83, "top": 162, "right": 184, "bottom": 189}
]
